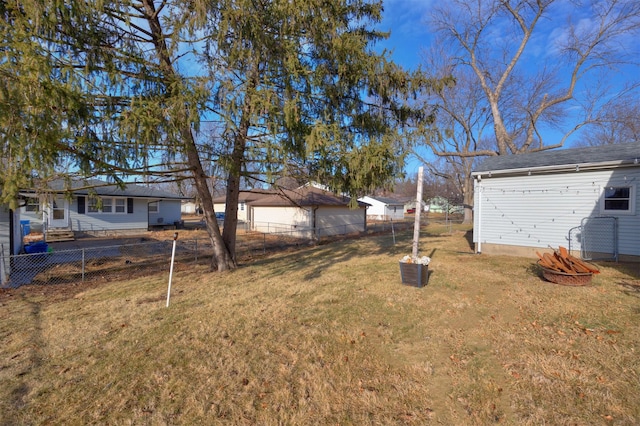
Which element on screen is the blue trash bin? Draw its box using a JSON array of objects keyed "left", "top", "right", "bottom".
[
  {"left": 24, "top": 241, "right": 48, "bottom": 254},
  {"left": 20, "top": 220, "right": 31, "bottom": 236}
]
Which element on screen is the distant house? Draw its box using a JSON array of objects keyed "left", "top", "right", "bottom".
[
  {"left": 0, "top": 179, "right": 189, "bottom": 285},
  {"left": 248, "top": 186, "right": 367, "bottom": 238},
  {"left": 358, "top": 196, "right": 405, "bottom": 220},
  {"left": 472, "top": 142, "right": 640, "bottom": 261},
  {"left": 426, "top": 196, "right": 448, "bottom": 213},
  {"left": 212, "top": 190, "right": 274, "bottom": 223},
  {"left": 181, "top": 200, "right": 200, "bottom": 215},
  {"left": 14, "top": 179, "right": 187, "bottom": 239}
]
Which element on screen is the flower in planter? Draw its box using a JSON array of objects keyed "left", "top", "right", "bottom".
[{"left": 400, "top": 255, "right": 431, "bottom": 265}]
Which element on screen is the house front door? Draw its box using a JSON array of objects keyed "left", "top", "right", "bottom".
[{"left": 49, "top": 196, "right": 69, "bottom": 228}]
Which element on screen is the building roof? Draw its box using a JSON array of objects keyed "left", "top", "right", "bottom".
[
  {"left": 212, "top": 189, "right": 276, "bottom": 204},
  {"left": 249, "top": 186, "right": 363, "bottom": 208},
  {"left": 474, "top": 142, "right": 640, "bottom": 175},
  {"left": 23, "top": 178, "right": 188, "bottom": 200},
  {"left": 360, "top": 195, "right": 406, "bottom": 205}
]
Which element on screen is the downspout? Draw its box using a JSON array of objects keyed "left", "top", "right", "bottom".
[
  {"left": 475, "top": 175, "right": 482, "bottom": 254},
  {"left": 147, "top": 201, "right": 152, "bottom": 230},
  {"left": 312, "top": 206, "right": 319, "bottom": 241}
]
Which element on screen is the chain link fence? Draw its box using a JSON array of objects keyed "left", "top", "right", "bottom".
[
  {"left": 580, "top": 216, "right": 618, "bottom": 261},
  {"left": 2, "top": 219, "right": 419, "bottom": 288},
  {"left": 568, "top": 216, "right": 618, "bottom": 262}
]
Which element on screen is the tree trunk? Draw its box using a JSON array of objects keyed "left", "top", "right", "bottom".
[
  {"left": 183, "top": 130, "right": 236, "bottom": 271},
  {"left": 461, "top": 173, "right": 474, "bottom": 224},
  {"left": 221, "top": 132, "right": 246, "bottom": 261},
  {"left": 222, "top": 69, "right": 258, "bottom": 259},
  {"left": 142, "top": 0, "right": 235, "bottom": 271}
]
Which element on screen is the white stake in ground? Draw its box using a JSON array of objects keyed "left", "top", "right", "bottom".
[{"left": 166, "top": 232, "right": 179, "bottom": 308}]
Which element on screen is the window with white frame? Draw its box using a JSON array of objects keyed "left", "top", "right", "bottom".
[
  {"left": 102, "top": 198, "right": 113, "bottom": 213},
  {"left": 115, "top": 198, "right": 126, "bottom": 213},
  {"left": 25, "top": 198, "right": 39, "bottom": 212},
  {"left": 148, "top": 202, "right": 159, "bottom": 213},
  {"left": 601, "top": 185, "right": 635, "bottom": 214},
  {"left": 88, "top": 198, "right": 99, "bottom": 213},
  {"left": 87, "top": 197, "right": 127, "bottom": 213}
]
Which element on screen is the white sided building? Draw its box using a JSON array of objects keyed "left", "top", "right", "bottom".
[
  {"left": 358, "top": 196, "right": 405, "bottom": 221},
  {"left": 472, "top": 142, "right": 640, "bottom": 261},
  {"left": 249, "top": 186, "right": 367, "bottom": 238}
]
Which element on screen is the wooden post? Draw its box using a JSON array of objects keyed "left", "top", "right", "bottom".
[{"left": 412, "top": 167, "right": 424, "bottom": 259}]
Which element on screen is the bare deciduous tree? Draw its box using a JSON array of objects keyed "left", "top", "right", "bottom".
[{"left": 429, "top": 0, "right": 640, "bottom": 156}]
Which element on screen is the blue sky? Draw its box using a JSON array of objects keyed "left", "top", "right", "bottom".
[
  {"left": 374, "top": 0, "right": 640, "bottom": 175},
  {"left": 377, "top": 0, "right": 432, "bottom": 70}
]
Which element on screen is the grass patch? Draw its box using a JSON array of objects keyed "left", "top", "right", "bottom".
[{"left": 1, "top": 225, "right": 639, "bottom": 424}]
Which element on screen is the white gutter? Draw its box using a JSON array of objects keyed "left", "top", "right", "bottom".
[{"left": 471, "top": 159, "right": 639, "bottom": 178}]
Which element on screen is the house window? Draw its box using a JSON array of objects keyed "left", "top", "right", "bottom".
[
  {"left": 87, "top": 197, "right": 127, "bottom": 213},
  {"left": 102, "top": 198, "right": 113, "bottom": 213},
  {"left": 240, "top": 202, "right": 245, "bottom": 211},
  {"left": 25, "top": 198, "right": 39, "bottom": 212},
  {"left": 88, "top": 198, "right": 99, "bottom": 213},
  {"left": 149, "top": 202, "right": 159, "bottom": 213},
  {"left": 115, "top": 198, "right": 126, "bottom": 213},
  {"left": 602, "top": 185, "right": 635, "bottom": 215}
]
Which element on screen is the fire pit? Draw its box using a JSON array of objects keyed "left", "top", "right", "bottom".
[{"left": 539, "top": 265, "right": 593, "bottom": 286}]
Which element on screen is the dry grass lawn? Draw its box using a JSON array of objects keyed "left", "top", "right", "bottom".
[{"left": 1, "top": 224, "right": 639, "bottom": 425}]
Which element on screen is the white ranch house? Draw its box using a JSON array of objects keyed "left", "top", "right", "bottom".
[
  {"left": 358, "top": 196, "right": 405, "bottom": 221},
  {"left": 472, "top": 142, "right": 640, "bottom": 261},
  {"left": 1, "top": 179, "right": 188, "bottom": 285}
]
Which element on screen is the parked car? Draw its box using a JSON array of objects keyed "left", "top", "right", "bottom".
[
  {"left": 215, "top": 212, "right": 225, "bottom": 220},
  {"left": 406, "top": 208, "right": 416, "bottom": 214}
]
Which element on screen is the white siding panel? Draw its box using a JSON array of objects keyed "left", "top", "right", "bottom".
[
  {"left": 475, "top": 168, "right": 640, "bottom": 256},
  {"left": 316, "top": 207, "right": 365, "bottom": 236},
  {"left": 0, "top": 206, "right": 10, "bottom": 283},
  {"left": 384, "top": 205, "right": 404, "bottom": 220},
  {"left": 359, "top": 196, "right": 404, "bottom": 220},
  {"left": 149, "top": 200, "right": 182, "bottom": 226},
  {"left": 70, "top": 198, "right": 149, "bottom": 232},
  {"left": 238, "top": 202, "right": 249, "bottom": 222},
  {"left": 252, "top": 206, "right": 312, "bottom": 238},
  {"left": 214, "top": 202, "right": 226, "bottom": 215}
]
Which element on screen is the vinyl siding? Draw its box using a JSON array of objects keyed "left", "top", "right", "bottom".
[
  {"left": 359, "top": 196, "right": 404, "bottom": 220},
  {"left": 70, "top": 197, "right": 149, "bottom": 232},
  {"left": 251, "top": 205, "right": 365, "bottom": 237},
  {"left": 148, "top": 200, "right": 182, "bottom": 226},
  {"left": 18, "top": 197, "right": 184, "bottom": 232},
  {"left": 252, "top": 206, "right": 312, "bottom": 238},
  {"left": 316, "top": 206, "right": 365, "bottom": 236},
  {"left": 0, "top": 205, "right": 10, "bottom": 284},
  {"left": 213, "top": 202, "right": 248, "bottom": 221},
  {"left": 474, "top": 168, "right": 640, "bottom": 256}
]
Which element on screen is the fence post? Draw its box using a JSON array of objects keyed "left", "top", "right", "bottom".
[
  {"left": 0, "top": 243, "right": 5, "bottom": 287},
  {"left": 195, "top": 238, "right": 198, "bottom": 262},
  {"left": 82, "top": 248, "right": 85, "bottom": 282},
  {"left": 263, "top": 234, "right": 266, "bottom": 254}
]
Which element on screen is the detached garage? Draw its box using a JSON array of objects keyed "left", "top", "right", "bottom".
[
  {"left": 472, "top": 142, "right": 640, "bottom": 261},
  {"left": 249, "top": 186, "right": 367, "bottom": 238}
]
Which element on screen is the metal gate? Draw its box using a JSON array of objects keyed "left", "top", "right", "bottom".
[{"left": 569, "top": 216, "right": 618, "bottom": 262}]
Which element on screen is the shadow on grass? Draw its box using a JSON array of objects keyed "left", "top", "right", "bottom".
[
  {"left": 464, "top": 230, "right": 474, "bottom": 251},
  {"left": 245, "top": 224, "right": 473, "bottom": 281},
  {"left": 526, "top": 263, "right": 547, "bottom": 282},
  {"left": 250, "top": 230, "right": 417, "bottom": 280},
  {"left": 617, "top": 281, "right": 640, "bottom": 298}
]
